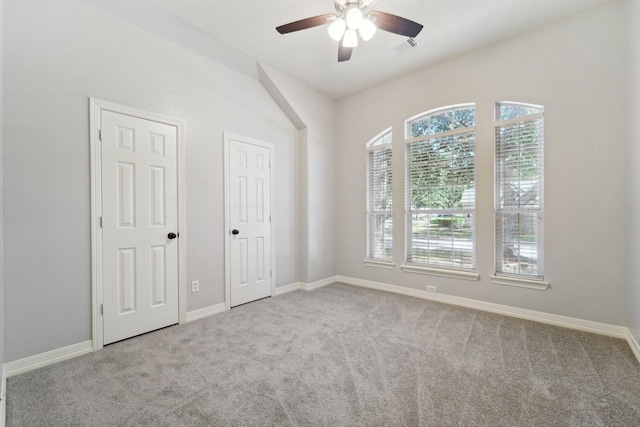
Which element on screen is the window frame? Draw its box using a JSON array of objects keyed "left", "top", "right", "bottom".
[
  {"left": 365, "top": 128, "right": 394, "bottom": 268},
  {"left": 493, "top": 101, "right": 549, "bottom": 290},
  {"left": 402, "top": 104, "right": 478, "bottom": 279}
]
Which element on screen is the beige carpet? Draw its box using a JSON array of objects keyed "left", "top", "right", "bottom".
[{"left": 7, "top": 283, "right": 640, "bottom": 426}]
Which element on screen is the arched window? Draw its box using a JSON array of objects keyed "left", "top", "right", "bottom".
[
  {"left": 404, "top": 105, "right": 476, "bottom": 274},
  {"left": 494, "top": 102, "right": 545, "bottom": 282},
  {"left": 366, "top": 128, "right": 393, "bottom": 264}
]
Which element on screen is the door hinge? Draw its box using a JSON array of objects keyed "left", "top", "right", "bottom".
[
  {"left": 270, "top": 270, "right": 272, "bottom": 278},
  {"left": 100, "top": 304, "right": 104, "bottom": 315},
  {"left": 98, "top": 129, "right": 102, "bottom": 141},
  {"left": 99, "top": 217, "right": 103, "bottom": 228},
  {"left": 269, "top": 215, "right": 272, "bottom": 223}
]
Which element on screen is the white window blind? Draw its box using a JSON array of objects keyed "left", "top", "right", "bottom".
[
  {"left": 495, "top": 102, "right": 544, "bottom": 279},
  {"left": 366, "top": 129, "right": 393, "bottom": 262},
  {"left": 405, "top": 105, "right": 476, "bottom": 270}
]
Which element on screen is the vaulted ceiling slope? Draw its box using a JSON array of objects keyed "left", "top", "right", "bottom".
[{"left": 83, "top": 0, "right": 613, "bottom": 99}]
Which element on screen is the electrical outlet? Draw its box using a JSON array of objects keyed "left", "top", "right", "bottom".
[
  {"left": 426, "top": 285, "right": 437, "bottom": 293},
  {"left": 191, "top": 280, "right": 200, "bottom": 292}
]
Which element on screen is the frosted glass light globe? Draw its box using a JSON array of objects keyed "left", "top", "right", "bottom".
[
  {"left": 345, "top": 6, "right": 363, "bottom": 30},
  {"left": 343, "top": 29, "right": 358, "bottom": 47},
  {"left": 327, "top": 18, "right": 346, "bottom": 41},
  {"left": 359, "top": 18, "right": 377, "bottom": 41}
]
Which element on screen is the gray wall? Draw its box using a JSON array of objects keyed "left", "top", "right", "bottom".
[
  {"left": 629, "top": 0, "right": 640, "bottom": 344},
  {"left": 335, "top": 2, "right": 629, "bottom": 325},
  {"left": 4, "top": 0, "right": 301, "bottom": 361},
  {"left": 259, "top": 64, "right": 337, "bottom": 284}
]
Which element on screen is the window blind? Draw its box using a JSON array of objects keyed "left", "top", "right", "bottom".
[
  {"left": 405, "top": 111, "right": 476, "bottom": 271},
  {"left": 366, "top": 134, "right": 393, "bottom": 262},
  {"left": 495, "top": 104, "right": 544, "bottom": 279}
]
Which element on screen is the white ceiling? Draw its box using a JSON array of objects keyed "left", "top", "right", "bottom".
[{"left": 89, "top": 0, "right": 613, "bottom": 99}]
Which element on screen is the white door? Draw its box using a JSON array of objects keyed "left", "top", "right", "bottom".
[
  {"left": 227, "top": 136, "right": 273, "bottom": 307},
  {"left": 101, "top": 110, "right": 179, "bottom": 344}
]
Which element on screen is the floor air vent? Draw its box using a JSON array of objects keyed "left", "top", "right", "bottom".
[{"left": 388, "top": 38, "right": 419, "bottom": 56}]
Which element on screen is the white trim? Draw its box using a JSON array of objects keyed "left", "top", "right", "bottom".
[
  {"left": 275, "top": 282, "right": 302, "bottom": 296},
  {"left": 223, "top": 132, "right": 276, "bottom": 310},
  {"left": 1, "top": 364, "right": 6, "bottom": 427},
  {"left": 185, "top": 303, "right": 227, "bottom": 323},
  {"left": 224, "top": 132, "right": 231, "bottom": 311},
  {"left": 627, "top": 330, "right": 640, "bottom": 364},
  {"left": 90, "top": 98, "right": 187, "bottom": 351},
  {"left": 273, "top": 278, "right": 336, "bottom": 294},
  {"left": 366, "top": 127, "right": 393, "bottom": 149},
  {"left": 491, "top": 275, "right": 550, "bottom": 291},
  {"left": 364, "top": 260, "right": 395, "bottom": 270},
  {"left": 300, "top": 276, "right": 337, "bottom": 292},
  {"left": 336, "top": 275, "right": 628, "bottom": 339},
  {"left": 401, "top": 265, "right": 479, "bottom": 281},
  {"left": 177, "top": 112, "right": 188, "bottom": 326},
  {"left": 89, "top": 99, "right": 102, "bottom": 351},
  {"left": 496, "top": 100, "right": 544, "bottom": 110},
  {"left": 5, "top": 341, "right": 93, "bottom": 378}
]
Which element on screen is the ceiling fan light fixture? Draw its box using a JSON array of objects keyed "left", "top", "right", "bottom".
[
  {"left": 359, "top": 18, "right": 377, "bottom": 41},
  {"left": 345, "top": 6, "right": 363, "bottom": 30},
  {"left": 343, "top": 28, "right": 358, "bottom": 48},
  {"left": 275, "top": 1, "right": 424, "bottom": 63},
  {"left": 327, "top": 18, "right": 346, "bottom": 41}
]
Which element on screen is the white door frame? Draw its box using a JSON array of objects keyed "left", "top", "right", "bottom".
[
  {"left": 90, "top": 98, "right": 187, "bottom": 351},
  {"left": 224, "top": 132, "right": 276, "bottom": 310}
]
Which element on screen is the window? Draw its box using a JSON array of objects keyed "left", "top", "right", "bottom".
[
  {"left": 366, "top": 129, "right": 393, "bottom": 265},
  {"left": 494, "top": 102, "right": 545, "bottom": 282},
  {"left": 404, "top": 105, "right": 476, "bottom": 275}
]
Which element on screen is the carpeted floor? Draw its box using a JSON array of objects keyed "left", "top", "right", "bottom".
[{"left": 6, "top": 283, "right": 640, "bottom": 426}]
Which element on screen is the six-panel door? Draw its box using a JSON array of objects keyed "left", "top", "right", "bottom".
[
  {"left": 228, "top": 138, "right": 272, "bottom": 307},
  {"left": 101, "top": 110, "right": 179, "bottom": 344}
]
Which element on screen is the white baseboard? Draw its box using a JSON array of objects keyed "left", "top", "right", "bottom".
[
  {"left": 337, "top": 275, "right": 629, "bottom": 339},
  {"left": 5, "top": 340, "right": 93, "bottom": 378},
  {"left": 274, "top": 282, "right": 302, "bottom": 296},
  {"left": 1, "top": 364, "right": 6, "bottom": 427},
  {"left": 627, "top": 329, "right": 640, "bottom": 363},
  {"left": 301, "top": 276, "right": 338, "bottom": 292},
  {"left": 274, "top": 277, "right": 336, "bottom": 295},
  {"left": 185, "top": 303, "right": 227, "bottom": 323}
]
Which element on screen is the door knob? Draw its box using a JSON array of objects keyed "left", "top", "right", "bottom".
[
  {"left": 168, "top": 232, "right": 177, "bottom": 239},
  {"left": 231, "top": 229, "right": 240, "bottom": 235}
]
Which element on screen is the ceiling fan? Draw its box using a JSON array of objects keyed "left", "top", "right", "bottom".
[{"left": 276, "top": 0, "right": 423, "bottom": 62}]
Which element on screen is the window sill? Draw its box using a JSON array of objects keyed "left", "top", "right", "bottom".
[
  {"left": 364, "top": 260, "right": 395, "bottom": 270},
  {"left": 401, "top": 264, "right": 479, "bottom": 281},
  {"left": 491, "top": 275, "right": 550, "bottom": 291}
]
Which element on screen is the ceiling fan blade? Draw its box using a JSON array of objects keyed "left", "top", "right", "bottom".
[
  {"left": 368, "top": 11, "right": 423, "bottom": 38},
  {"left": 338, "top": 43, "right": 353, "bottom": 62},
  {"left": 276, "top": 14, "right": 335, "bottom": 34}
]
